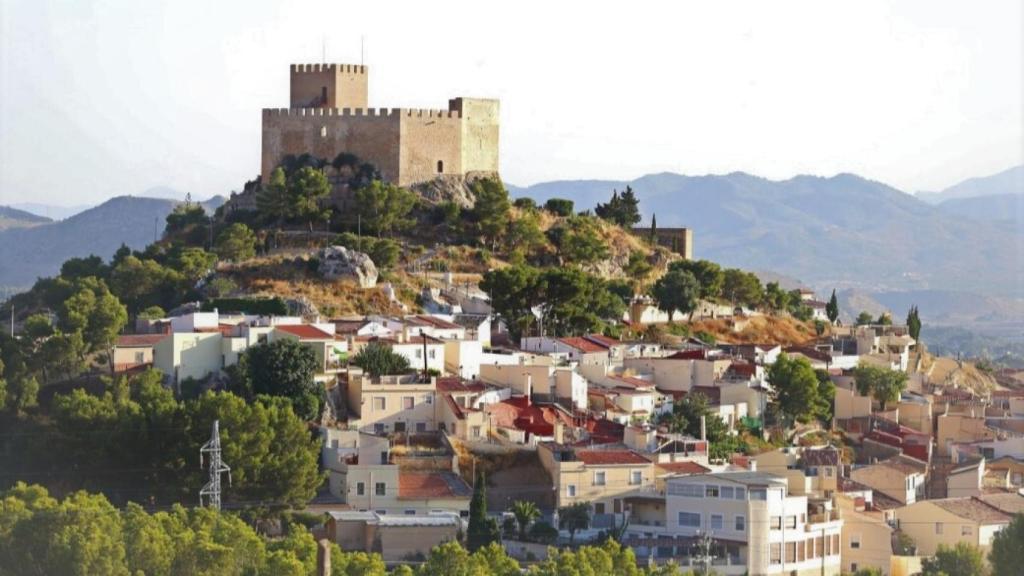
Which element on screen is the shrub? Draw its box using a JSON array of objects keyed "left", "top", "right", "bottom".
[{"left": 544, "top": 198, "right": 574, "bottom": 217}]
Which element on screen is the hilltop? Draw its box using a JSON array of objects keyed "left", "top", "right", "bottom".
[{"left": 0, "top": 206, "right": 51, "bottom": 231}]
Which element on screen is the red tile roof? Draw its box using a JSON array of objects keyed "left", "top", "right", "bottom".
[
  {"left": 436, "top": 377, "right": 486, "bottom": 394},
  {"left": 576, "top": 449, "right": 651, "bottom": 466},
  {"left": 667, "top": 349, "right": 708, "bottom": 360},
  {"left": 406, "top": 335, "right": 445, "bottom": 345},
  {"left": 409, "top": 315, "right": 463, "bottom": 330},
  {"left": 275, "top": 324, "right": 335, "bottom": 340},
  {"left": 609, "top": 376, "right": 654, "bottom": 389},
  {"left": 658, "top": 461, "right": 711, "bottom": 475},
  {"left": 116, "top": 334, "right": 167, "bottom": 347},
  {"left": 558, "top": 337, "right": 607, "bottom": 353},
  {"left": 584, "top": 334, "right": 621, "bottom": 349},
  {"left": 398, "top": 472, "right": 472, "bottom": 500}
]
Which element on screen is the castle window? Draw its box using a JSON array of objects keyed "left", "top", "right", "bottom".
[
  {"left": 437, "top": 160, "right": 444, "bottom": 174},
  {"left": 321, "top": 86, "right": 327, "bottom": 105},
  {"left": 320, "top": 126, "right": 327, "bottom": 138}
]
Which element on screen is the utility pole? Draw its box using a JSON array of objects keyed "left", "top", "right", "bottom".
[
  {"left": 693, "top": 530, "right": 717, "bottom": 575},
  {"left": 199, "top": 420, "right": 231, "bottom": 510}
]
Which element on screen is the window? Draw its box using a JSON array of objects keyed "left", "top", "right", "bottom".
[
  {"left": 134, "top": 351, "right": 146, "bottom": 363},
  {"left": 721, "top": 486, "right": 735, "bottom": 499},
  {"left": 594, "top": 471, "right": 607, "bottom": 486},
  {"left": 798, "top": 541, "right": 805, "bottom": 562},
  {"left": 670, "top": 484, "right": 703, "bottom": 498},
  {"left": 832, "top": 534, "right": 840, "bottom": 555},
  {"left": 770, "top": 544, "right": 781, "bottom": 565},
  {"left": 825, "top": 534, "right": 831, "bottom": 555},
  {"left": 785, "top": 542, "right": 796, "bottom": 563},
  {"left": 705, "top": 485, "right": 719, "bottom": 498},
  {"left": 808, "top": 538, "right": 817, "bottom": 558},
  {"left": 321, "top": 86, "right": 327, "bottom": 104},
  {"left": 374, "top": 423, "right": 386, "bottom": 434},
  {"left": 678, "top": 512, "right": 701, "bottom": 528},
  {"left": 749, "top": 488, "right": 766, "bottom": 500},
  {"left": 394, "top": 421, "right": 405, "bottom": 433},
  {"left": 379, "top": 451, "right": 388, "bottom": 465},
  {"left": 416, "top": 422, "right": 427, "bottom": 433},
  {"left": 429, "top": 349, "right": 436, "bottom": 359},
  {"left": 320, "top": 125, "right": 327, "bottom": 138},
  {"left": 405, "top": 510, "right": 416, "bottom": 515},
  {"left": 771, "top": 516, "right": 782, "bottom": 530},
  {"left": 425, "top": 394, "right": 433, "bottom": 405},
  {"left": 935, "top": 522, "right": 943, "bottom": 535},
  {"left": 962, "top": 525, "right": 972, "bottom": 536},
  {"left": 471, "top": 425, "right": 482, "bottom": 437},
  {"left": 785, "top": 515, "right": 797, "bottom": 529},
  {"left": 567, "top": 485, "right": 577, "bottom": 497},
  {"left": 356, "top": 482, "right": 365, "bottom": 496},
  {"left": 375, "top": 509, "right": 386, "bottom": 515},
  {"left": 734, "top": 515, "right": 745, "bottom": 531},
  {"left": 816, "top": 536, "right": 824, "bottom": 557},
  {"left": 374, "top": 397, "right": 386, "bottom": 411},
  {"left": 824, "top": 467, "right": 834, "bottom": 477},
  {"left": 594, "top": 503, "right": 605, "bottom": 514},
  {"left": 735, "top": 487, "right": 746, "bottom": 500},
  {"left": 851, "top": 564, "right": 858, "bottom": 572},
  {"left": 375, "top": 482, "right": 386, "bottom": 496},
  {"left": 437, "top": 160, "right": 444, "bottom": 174},
  {"left": 630, "top": 470, "right": 642, "bottom": 485},
  {"left": 851, "top": 534, "right": 861, "bottom": 549},
  {"left": 403, "top": 396, "right": 414, "bottom": 410},
  {"left": 710, "top": 514, "right": 723, "bottom": 530}
]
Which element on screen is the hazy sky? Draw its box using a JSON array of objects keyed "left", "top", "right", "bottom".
[{"left": 1, "top": 0, "right": 1021, "bottom": 206}]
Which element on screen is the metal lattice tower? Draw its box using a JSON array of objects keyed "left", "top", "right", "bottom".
[{"left": 199, "top": 420, "right": 231, "bottom": 510}]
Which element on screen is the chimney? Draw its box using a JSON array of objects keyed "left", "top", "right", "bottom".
[
  {"left": 748, "top": 459, "right": 757, "bottom": 472},
  {"left": 700, "top": 415, "right": 706, "bottom": 442},
  {"left": 317, "top": 539, "right": 331, "bottom": 576},
  {"left": 525, "top": 374, "right": 533, "bottom": 405}
]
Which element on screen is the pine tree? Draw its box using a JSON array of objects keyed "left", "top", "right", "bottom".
[
  {"left": 826, "top": 289, "right": 840, "bottom": 324},
  {"left": 649, "top": 213, "right": 657, "bottom": 243},
  {"left": 466, "top": 469, "right": 499, "bottom": 552}
]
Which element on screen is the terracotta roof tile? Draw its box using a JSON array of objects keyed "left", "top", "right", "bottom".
[
  {"left": 558, "top": 337, "right": 607, "bottom": 353},
  {"left": 116, "top": 334, "right": 167, "bottom": 347},
  {"left": 657, "top": 461, "right": 711, "bottom": 475},
  {"left": 931, "top": 498, "right": 1012, "bottom": 524},
  {"left": 576, "top": 449, "right": 650, "bottom": 466},
  {"left": 398, "top": 472, "right": 472, "bottom": 500},
  {"left": 275, "top": 324, "right": 335, "bottom": 340}
]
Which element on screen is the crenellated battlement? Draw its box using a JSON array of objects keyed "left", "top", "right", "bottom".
[
  {"left": 262, "top": 107, "right": 462, "bottom": 119},
  {"left": 290, "top": 63, "right": 367, "bottom": 74}
]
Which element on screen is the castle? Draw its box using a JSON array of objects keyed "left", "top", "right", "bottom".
[{"left": 261, "top": 64, "right": 500, "bottom": 187}]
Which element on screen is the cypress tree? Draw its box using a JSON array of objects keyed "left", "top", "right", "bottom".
[
  {"left": 826, "top": 289, "right": 840, "bottom": 324},
  {"left": 466, "top": 468, "right": 499, "bottom": 551},
  {"left": 649, "top": 213, "right": 658, "bottom": 242}
]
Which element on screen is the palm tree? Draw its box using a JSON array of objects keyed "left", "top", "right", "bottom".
[{"left": 509, "top": 500, "right": 541, "bottom": 541}]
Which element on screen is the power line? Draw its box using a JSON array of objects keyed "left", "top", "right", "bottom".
[{"left": 199, "top": 419, "right": 231, "bottom": 510}]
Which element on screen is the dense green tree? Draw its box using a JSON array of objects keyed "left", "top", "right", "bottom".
[
  {"left": 257, "top": 167, "right": 290, "bottom": 223},
  {"left": 60, "top": 255, "right": 109, "bottom": 281},
  {"left": 651, "top": 268, "right": 700, "bottom": 322},
  {"left": 853, "top": 363, "right": 908, "bottom": 405},
  {"left": 466, "top": 469, "right": 500, "bottom": 552},
  {"left": 990, "top": 513, "right": 1024, "bottom": 576},
  {"left": 7, "top": 376, "right": 39, "bottom": 414},
  {"left": 547, "top": 216, "right": 609, "bottom": 265},
  {"left": 215, "top": 223, "right": 258, "bottom": 262},
  {"left": 472, "top": 178, "right": 512, "bottom": 250},
  {"left": 480, "top": 264, "right": 543, "bottom": 339},
  {"left": 814, "top": 369, "right": 836, "bottom": 424},
  {"left": 855, "top": 311, "right": 874, "bottom": 325},
  {"left": 538, "top": 267, "right": 624, "bottom": 337},
  {"left": 61, "top": 277, "right": 128, "bottom": 368},
  {"left": 826, "top": 289, "right": 840, "bottom": 324},
  {"left": 721, "top": 268, "right": 763, "bottom": 308},
  {"left": 505, "top": 210, "right": 546, "bottom": 260},
  {"left": 350, "top": 341, "right": 411, "bottom": 377},
  {"left": 659, "top": 392, "right": 728, "bottom": 443},
  {"left": 768, "top": 354, "right": 821, "bottom": 425},
  {"left": 287, "top": 166, "right": 331, "bottom": 230},
  {"left": 544, "top": 198, "right": 574, "bottom": 217},
  {"left": 669, "top": 260, "right": 724, "bottom": 300},
  {"left": 876, "top": 312, "right": 893, "bottom": 325},
  {"left": 109, "top": 255, "right": 182, "bottom": 315},
  {"left": 922, "top": 542, "right": 986, "bottom": 576},
  {"left": 558, "top": 501, "right": 592, "bottom": 545},
  {"left": 0, "top": 358, "right": 7, "bottom": 410},
  {"left": 595, "top": 186, "right": 641, "bottom": 227},
  {"left": 763, "top": 282, "right": 791, "bottom": 312},
  {"left": 170, "top": 247, "right": 217, "bottom": 285},
  {"left": 510, "top": 500, "right": 541, "bottom": 540},
  {"left": 907, "top": 305, "right": 922, "bottom": 341},
  {"left": 137, "top": 305, "right": 167, "bottom": 320},
  {"left": 237, "top": 339, "right": 321, "bottom": 420},
  {"left": 355, "top": 181, "right": 417, "bottom": 237},
  {"left": 623, "top": 251, "right": 653, "bottom": 290},
  {"left": 165, "top": 203, "right": 208, "bottom": 235},
  {"left": 366, "top": 238, "right": 401, "bottom": 270}
]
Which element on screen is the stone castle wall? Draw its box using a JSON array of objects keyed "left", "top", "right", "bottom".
[
  {"left": 261, "top": 100, "right": 499, "bottom": 187},
  {"left": 290, "top": 63, "right": 368, "bottom": 109}
]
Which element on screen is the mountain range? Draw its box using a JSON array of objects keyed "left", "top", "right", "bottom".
[{"left": 0, "top": 195, "right": 224, "bottom": 291}]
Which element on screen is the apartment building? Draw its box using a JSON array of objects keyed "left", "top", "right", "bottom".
[
  {"left": 346, "top": 370, "right": 439, "bottom": 434},
  {"left": 894, "top": 496, "right": 1013, "bottom": 556},
  {"left": 538, "top": 443, "right": 655, "bottom": 513}
]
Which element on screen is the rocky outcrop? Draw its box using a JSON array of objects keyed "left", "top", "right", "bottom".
[
  {"left": 319, "top": 245, "right": 378, "bottom": 288},
  {"left": 410, "top": 171, "right": 500, "bottom": 208}
]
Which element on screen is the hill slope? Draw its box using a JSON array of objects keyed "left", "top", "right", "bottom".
[
  {"left": 936, "top": 193, "right": 1023, "bottom": 229},
  {"left": 0, "top": 197, "right": 179, "bottom": 290},
  {"left": 510, "top": 171, "right": 1024, "bottom": 297},
  {"left": 0, "top": 206, "right": 52, "bottom": 231}
]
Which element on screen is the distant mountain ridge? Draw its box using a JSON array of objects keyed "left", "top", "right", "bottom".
[
  {"left": 0, "top": 194, "right": 225, "bottom": 291},
  {"left": 917, "top": 164, "right": 1023, "bottom": 204},
  {"left": 509, "top": 171, "right": 1024, "bottom": 298},
  {"left": 0, "top": 206, "right": 52, "bottom": 231}
]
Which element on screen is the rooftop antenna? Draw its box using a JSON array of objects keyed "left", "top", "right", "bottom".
[
  {"left": 361, "top": 36, "right": 365, "bottom": 66},
  {"left": 199, "top": 420, "right": 232, "bottom": 510},
  {"left": 322, "top": 36, "right": 326, "bottom": 64}
]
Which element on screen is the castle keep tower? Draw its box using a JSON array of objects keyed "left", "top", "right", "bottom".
[
  {"left": 289, "top": 64, "right": 368, "bottom": 109},
  {"left": 261, "top": 64, "right": 499, "bottom": 187}
]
